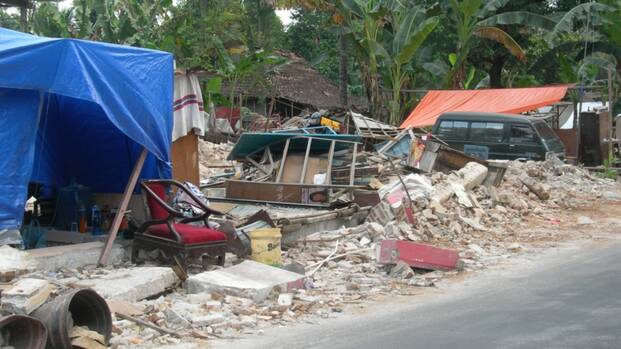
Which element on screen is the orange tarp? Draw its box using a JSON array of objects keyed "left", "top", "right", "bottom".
[{"left": 400, "top": 85, "right": 571, "bottom": 128}]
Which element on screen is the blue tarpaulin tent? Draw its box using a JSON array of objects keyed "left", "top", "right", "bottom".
[{"left": 0, "top": 28, "right": 174, "bottom": 233}]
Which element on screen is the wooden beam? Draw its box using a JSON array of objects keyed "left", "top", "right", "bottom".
[
  {"left": 299, "top": 137, "right": 312, "bottom": 184},
  {"left": 349, "top": 143, "right": 357, "bottom": 186},
  {"left": 326, "top": 140, "right": 335, "bottom": 185},
  {"left": 276, "top": 138, "right": 290, "bottom": 183},
  {"left": 98, "top": 148, "right": 148, "bottom": 266}
]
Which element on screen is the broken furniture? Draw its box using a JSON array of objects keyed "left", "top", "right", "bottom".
[
  {"left": 377, "top": 240, "right": 460, "bottom": 271},
  {"left": 419, "top": 141, "right": 507, "bottom": 187},
  {"left": 132, "top": 180, "right": 227, "bottom": 269},
  {"left": 215, "top": 129, "right": 367, "bottom": 207}
]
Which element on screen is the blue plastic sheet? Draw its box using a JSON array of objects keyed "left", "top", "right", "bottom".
[{"left": 0, "top": 28, "right": 174, "bottom": 231}]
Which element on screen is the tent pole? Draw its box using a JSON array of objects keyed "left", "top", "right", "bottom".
[{"left": 98, "top": 148, "right": 148, "bottom": 266}]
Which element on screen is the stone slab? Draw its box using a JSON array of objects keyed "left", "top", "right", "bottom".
[
  {"left": 28, "top": 242, "right": 126, "bottom": 272},
  {"left": 73, "top": 267, "right": 178, "bottom": 302},
  {"left": 185, "top": 260, "right": 304, "bottom": 302},
  {"left": 1, "top": 278, "right": 53, "bottom": 314}
]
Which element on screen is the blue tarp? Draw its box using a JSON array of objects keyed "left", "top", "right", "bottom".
[{"left": 0, "top": 28, "right": 174, "bottom": 231}]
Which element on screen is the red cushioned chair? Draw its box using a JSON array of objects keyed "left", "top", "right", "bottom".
[{"left": 132, "top": 179, "right": 227, "bottom": 269}]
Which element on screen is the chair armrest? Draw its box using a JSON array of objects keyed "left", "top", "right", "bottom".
[
  {"left": 164, "top": 179, "right": 226, "bottom": 216},
  {"left": 140, "top": 180, "right": 186, "bottom": 218}
]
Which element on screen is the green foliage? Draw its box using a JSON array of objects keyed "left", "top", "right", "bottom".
[
  {"left": 598, "top": 151, "right": 620, "bottom": 180},
  {"left": 0, "top": 9, "right": 20, "bottom": 30},
  {"left": 285, "top": 10, "right": 341, "bottom": 82}
]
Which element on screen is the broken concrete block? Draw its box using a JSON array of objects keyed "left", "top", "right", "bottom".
[
  {"left": 459, "top": 162, "right": 489, "bottom": 190},
  {"left": 1, "top": 278, "right": 53, "bottom": 314},
  {"left": 28, "top": 242, "right": 125, "bottom": 273},
  {"left": 366, "top": 202, "right": 395, "bottom": 225},
  {"left": 164, "top": 308, "right": 191, "bottom": 329},
  {"left": 191, "top": 312, "right": 228, "bottom": 327},
  {"left": 577, "top": 216, "right": 595, "bottom": 225},
  {"left": 73, "top": 267, "right": 178, "bottom": 302},
  {"left": 389, "top": 261, "right": 415, "bottom": 279},
  {"left": 0, "top": 245, "right": 37, "bottom": 282},
  {"left": 277, "top": 293, "right": 293, "bottom": 307},
  {"left": 519, "top": 176, "right": 550, "bottom": 201},
  {"left": 432, "top": 162, "right": 488, "bottom": 204},
  {"left": 185, "top": 260, "right": 304, "bottom": 302},
  {"left": 377, "top": 240, "right": 460, "bottom": 271},
  {"left": 507, "top": 243, "right": 523, "bottom": 252}
]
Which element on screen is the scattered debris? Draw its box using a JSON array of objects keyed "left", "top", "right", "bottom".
[
  {"left": 185, "top": 260, "right": 305, "bottom": 302},
  {"left": 1, "top": 278, "right": 53, "bottom": 315},
  {"left": 71, "top": 267, "right": 179, "bottom": 302}
]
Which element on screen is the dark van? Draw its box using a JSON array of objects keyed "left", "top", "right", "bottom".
[{"left": 431, "top": 112, "right": 565, "bottom": 161}]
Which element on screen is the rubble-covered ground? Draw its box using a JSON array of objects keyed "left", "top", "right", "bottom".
[
  {"left": 8, "top": 148, "right": 618, "bottom": 349},
  {"left": 95, "top": 157, "right": 621, "bottom": 348}
]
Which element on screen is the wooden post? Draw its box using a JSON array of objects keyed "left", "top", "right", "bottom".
[
  {"left": 349, "top": 143, "right": 358, "bottom": 186},
  {"left": 300, "top": 138, "right": 313, "bottom": 184},
  {"left": 276, "top": 138, "right": 290, "bottom": 183},
  {"left": 326, "top": 140, "right": 335, "bottom": 185},
  {"left": 98, "top": 148, "right": 148, "bottom": 266}
]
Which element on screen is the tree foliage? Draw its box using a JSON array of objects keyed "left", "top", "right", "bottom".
[{"left": 1, "top": 0, "right": 620, "bottom": 124}]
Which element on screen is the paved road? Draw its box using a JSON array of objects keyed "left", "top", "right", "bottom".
[{"left": 215, "top": 240, "right": 621, "bottom": 349}]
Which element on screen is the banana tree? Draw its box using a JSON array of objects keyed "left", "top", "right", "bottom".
[
  {"left": 377, "top": 6, "right": 439, "bottom": 124},
  {"left": 443, "top": 0, "right": 555, "bottom": 88},
  {"left": 336, "top": 0, "right": 387, "bottom": 119}
]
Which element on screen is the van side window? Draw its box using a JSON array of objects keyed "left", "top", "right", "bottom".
[
  {"left": 469, "top": 122, "right": 504, "bottom": 142},
  {"left": 510, "top": 124, "right": 538, "bottom": 144},
  {"left": 437, "top": 121, "right": 468, "bottom": 140}
]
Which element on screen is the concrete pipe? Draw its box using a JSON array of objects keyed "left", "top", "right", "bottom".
[
  {"left": 0, "top": 314, "right": 48, "bottom": 349},
  {"left": 31, "top": 288, "right": 112, "bottom": 349}
]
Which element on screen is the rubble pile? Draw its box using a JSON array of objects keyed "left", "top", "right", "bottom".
[
  {"left": 198, "top": 139, "right": 235, "bottom": 179},
  {"left": 104, "top": 152, "right": 617, "bottom": 347},
  {"left": 280, "top": 157, "right": 618, "bottom": 298}
]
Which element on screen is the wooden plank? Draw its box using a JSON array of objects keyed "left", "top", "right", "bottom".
[
  {"left": 276, "top": 138, "right": 290, "bottom": 183},
  {"left": 246, "top": 156, "right": 269, "bottom": 175},
  {"left": 171, "top": 132, "right": 200, "bottom": 186},
  {"left": 299, "top": 138, "right": 312, "bottom": 184},
  {"left": 326, "top": 140, "right": 335, "bottom": 185},
  {"left": 349, "top": 143, "right": 357, "bottom": 186},
  {"left": 225, "top": 180, "right": 360, "bottom": 206},
  {"left": 98, "top": 148, "right": 147, "bottom": 266}
]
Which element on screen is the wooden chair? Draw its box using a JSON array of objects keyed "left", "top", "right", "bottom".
[{"left": 132, "top": 179, "right": 227, "bottom": 270}]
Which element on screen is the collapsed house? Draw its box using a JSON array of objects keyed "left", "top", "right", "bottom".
[
  {"left": 212, "top": 50, "right": 367, "bottom": 131},
  {"left": 1, "top": 28, "right": 620, "bottom": 349}
]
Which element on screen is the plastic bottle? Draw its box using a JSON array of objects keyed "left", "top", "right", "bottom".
[
  {"left": 78, "top": 203, "right": 87, "bottom": 233},
  {"left": 91, "top": 205, "right": 102, "bottom": 235}
]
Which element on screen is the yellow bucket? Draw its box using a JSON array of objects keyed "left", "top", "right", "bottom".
[{"left": 250, "top": 228, "right": 282, "bottom": 265}]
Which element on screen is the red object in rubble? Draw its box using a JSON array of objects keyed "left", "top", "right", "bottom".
[{"left": 377, "top": 240, "right": 460, "bottom": 271}]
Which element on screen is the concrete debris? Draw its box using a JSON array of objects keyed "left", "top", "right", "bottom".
[
  {"left": 0, "top": 245, "right": 37, "bottom": 282},
  {"left": 0, "top": 278, "right": 53, "bottom": 315},
  {"left": 185, "top": 260, "right": 305, "bottom": 302},
  {"left": 0, "top": 145, "right": 616, "bottom": 349},
  {"left": 577, "top": 216, "right": 595, "bottom": 225},
  {"left": 389, "top": 261, "right": 415, "bottom": 279},
  {"left": 71, "top": 267, "right": 179, "bottom": 302},
  {"left": 198, "top": 139, "right": 235, "bottom": 180}
]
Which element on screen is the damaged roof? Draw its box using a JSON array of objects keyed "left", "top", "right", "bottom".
[{"left": 220, "top": 50, "right": 367, "bottom": 110}]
